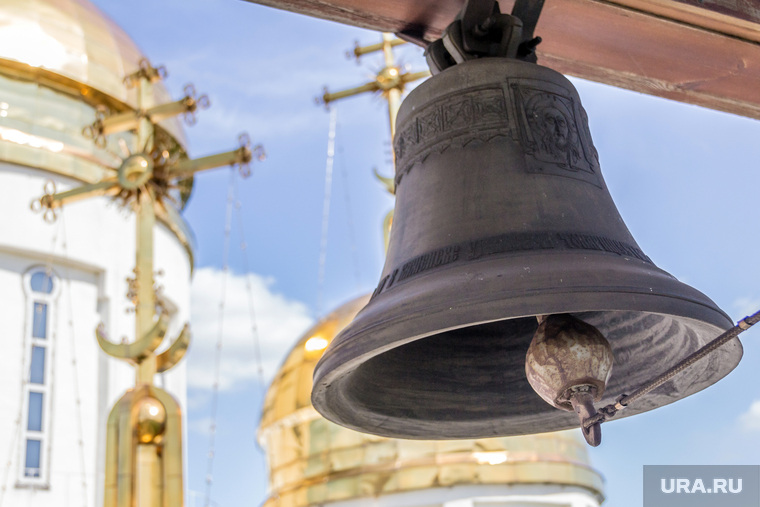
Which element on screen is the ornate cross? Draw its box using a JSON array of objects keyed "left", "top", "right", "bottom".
[
  {"left": 317, "top": 33, "right": 428, "bottom": 250},
  {"left": 31, "top": 59, "right": 263, "bottom": 507}
]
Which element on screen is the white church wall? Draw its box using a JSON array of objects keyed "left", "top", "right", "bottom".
[
  {"left": 319, "top": 484, "right": 601, "bottom": 507},
  {"left": 0, "top": 159, "right": 191, "bottom": 506}
]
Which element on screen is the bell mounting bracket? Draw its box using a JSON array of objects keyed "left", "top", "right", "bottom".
[{"left": 426, "top": 0, "right": 545, "bottom": 74}]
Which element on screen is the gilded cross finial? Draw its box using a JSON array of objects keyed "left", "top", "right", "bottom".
[
  {"left": 29, "top": 59, "right": 264, "bottom": 507},
  {"left": 317, "top": 34, "right": 428, "bottom": 252},
  {"left": 317, "top": 33, "right": 429, "bottom": 141}
]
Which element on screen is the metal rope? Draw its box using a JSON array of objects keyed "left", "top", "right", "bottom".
[
  {"left": 317, "top": 107, "right": 338, "bottom": 315},
  {"left": 203, "top": 167, "right": 236, "bottom": 507},
  {"left": 584, "top": 309, "right": 760, "bottom": 429}
]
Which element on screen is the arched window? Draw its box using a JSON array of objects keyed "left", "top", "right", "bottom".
[
  {"left": 19, "top": 267, "right": 58, "bottom": 486},
  {"left": 30, "top": 272, "right": 54, "bottom": 294}
]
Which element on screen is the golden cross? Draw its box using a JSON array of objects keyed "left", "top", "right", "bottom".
[
  {"left": 318, "top": 33, "right": 430, "bottom": 141},
  {"left": 30, "top": 59, "right": 264, "bottom": 507},
  {"left": 318, "top": 33, "right": 429, "bottom": 251}
]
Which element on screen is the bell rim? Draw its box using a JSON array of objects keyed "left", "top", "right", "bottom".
[{"left": 312, "top": 252, "right": 741, "bottom": 439}]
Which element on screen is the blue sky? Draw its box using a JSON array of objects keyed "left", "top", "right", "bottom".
[{"left": 91, "top": 1, "right": 760, "bottom": 506}]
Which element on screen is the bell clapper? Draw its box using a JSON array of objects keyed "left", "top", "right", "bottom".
[
  {"left": 567, "top": 386, "right": 602, "bottom": 447},
  {"left": 525, "top": 313, "right": 613, "bottom": 447}
]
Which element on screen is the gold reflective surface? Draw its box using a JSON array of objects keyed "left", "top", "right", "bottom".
[
  {"left": 0, "top": 0, "right": 193, "bottom": 255},
  {"left": 0, "top": 0, "right": 183, "bottom": 142},
  {"left": 0, "top": 72, "right": 122, "bottom": 180},
  {"left": 259, "top": 296, "right": 606, "bottom": 507}
]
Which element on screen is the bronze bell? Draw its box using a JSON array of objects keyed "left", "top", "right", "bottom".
[{"left": 312, "top": 57, "right": 742, "bottom": 440}]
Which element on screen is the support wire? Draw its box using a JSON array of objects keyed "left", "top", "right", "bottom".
[
  {"left": 317, "top": 107, "right": 338, "bottom": 315},
  {"left": 337, "top": 139, "right": 362, "bottom": 292},
  {"left": 203, "top": 168, "right": 236, "bottom": 507},
  {"left": 232, "top": 180, "right": 266, "bottom": 397},
  {"left": 60, "top": 210, "right": 89, "bottom": 507}
]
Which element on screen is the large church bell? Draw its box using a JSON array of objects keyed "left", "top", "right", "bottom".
[{"left": 312, "top": 0, "right": 742, "bottom": 445}]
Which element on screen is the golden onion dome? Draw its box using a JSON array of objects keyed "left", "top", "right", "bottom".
[
  {"left": 0, "top": 0, "right": 192, "bottom": 251},
  {"left": 0, "top": 0, "right": 184, "bottom": 140},
  {"left": 258, "top": 295, "right": 605, "bottom": 507}
]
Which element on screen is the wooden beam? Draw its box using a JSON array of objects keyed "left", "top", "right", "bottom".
[
  {"left": 539, "top": 0, "right": 760, "bottom": 120},
  {"left": 242, "top": 0, "right": 760, "bottom": 120}
]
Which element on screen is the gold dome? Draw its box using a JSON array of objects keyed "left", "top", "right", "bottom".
[
  {"left": 0, "top": 0, "right": 182, "bottom": 136},
  {"left": 258, "top": 295, "right": 605, "bottom": 507},
  {"left": 0, "top": 0, "right": 191, "bottom": 251}
]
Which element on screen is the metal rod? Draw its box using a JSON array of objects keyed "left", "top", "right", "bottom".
[
  {"left": 99, "top": 111, "right": 141, "bottom": 136},
  {"left": 136, "top": 445, "right": 160, "bottom": 506},
  {"left": 134, "top": 78, "right": 157, "bottom": 387},
  {"left": 401, "top": 70, "right": 433, "bottom": 83},
  {"left": 97, "top": 96, "right": 198, "bottom": 136},
  {"left": 145, "top": 97, "right": 196, "bottom": 123},
  {"left": 42, "top": 180, "right": 119, "bottom": 209},
  {"left": 352, "top": 38, "right": 406, "bottom": 59},
  {"left": 380, "top": 33, "right": 407, "bottom": 140},
  {"left": 134, "top": 195, "right": 157, "bottom": 386},
  {"left": 321, "top": 33, "right": 429, "bottom": 136},
  {"left": 623, "top": 309, "right": 760, "bottom": 407},
  {"left": 583, "top": 308, "right": 760, "bottom": 429},
  {"left": 510, "top": 0, "right": 546, "bottom": 42},
  {"left": 170, "top": 148, "right": 249, "bottom": 178},
  {"left": 322, "top": 82, "right": 380, "bottom": 105},
  {"left": 385, "top": 82, "right": 399, "bottom": 137}
]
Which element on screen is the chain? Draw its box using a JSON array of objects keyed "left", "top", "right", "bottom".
[{"left": 203, "top": 167, "right": 236, "bottom": 507}]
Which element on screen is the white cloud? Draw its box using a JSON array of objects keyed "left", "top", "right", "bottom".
[
  {"left": 187, "top": 267, "right": 313, "bottom": 392},
  {"left": 739, "top": 400, "right": 760, "bottom": 432}
]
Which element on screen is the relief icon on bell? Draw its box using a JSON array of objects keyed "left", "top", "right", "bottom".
[{"left": 513, "top": 83, "right": 601, "bottom": 185}]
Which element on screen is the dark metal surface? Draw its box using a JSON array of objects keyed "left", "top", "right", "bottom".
[
  {"left": 583, "top": 308, "right": 760, "bottom": 430},
  {"left": 510, "top": 0, "right": 544, "bottom": 42},
  {"left": 427, "top": 0, "right": 543, "bottom": 74},
  {"left": 311, "top": 58, "right": 742, "bottom": 440},
  {"left": 572, "top": 391, "right": 601, "bottom": 447}
]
